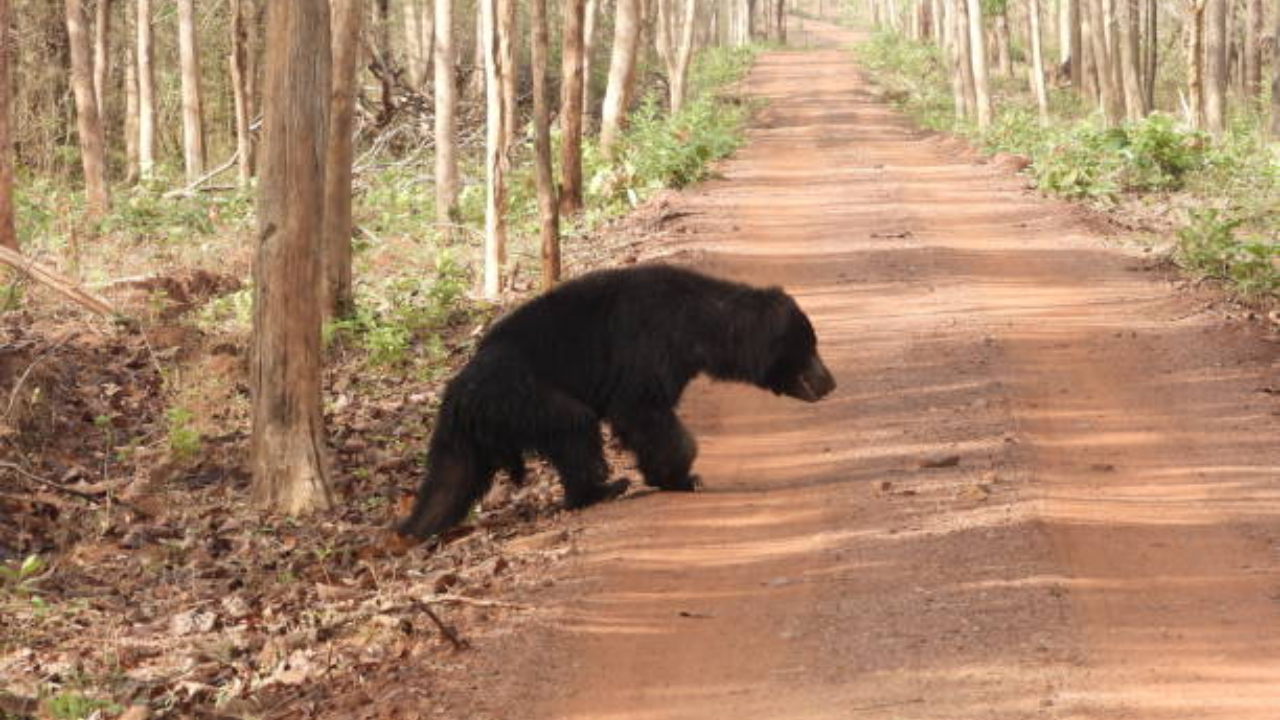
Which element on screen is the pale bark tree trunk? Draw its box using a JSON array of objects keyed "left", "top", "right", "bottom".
[
  {"left": 403, "top": 0, "right": 427, "bottom": 89},
  {"left": 582, "top": 0, "right": 600, "bottom": 114},
  {"left": 373, "top": 0, "right": 394, "bottom": 124},
  {"left": 1117, "top": 0, "right": 1147, "bottom": 119},
  {"left": 435, "top": 0, "right": 460, "bottom": 222},
  {"left": 1086, "top": 0, "right": 1121, "bottom": 123},
  {"left": 559, "top": 0, "right": 587, "bottom": 215},
  {"left": 777, "top": 0, "right": 787, "bottom": 43},
  {"left": 136, "top": 0, "right": 155, "bottom": 179},
  {"left": 66, "top": 0, "right": 110, "bottom": 215},
  {"left": 230, "top": 0, "right": 253, "bottom": 185},
  {"left": 1028, "top": 0, "right": 1050, "bottom": 124},
  {"left": 530, "top": 0, "right": 560, "bottom": 290},
  {"left": 1069, "top": 0, "right": 1083, "bottom": 90},
  {"left": 601, "top": 0, "right": 643, "bottom": 156},
  {"left": 323, "top": 0, "right": 361, "bottom": 320},
  {"left": 965, "top": 0, "right": 992, "bottom": 128},
  {"left": 1241, "top": 0, "right": 1261, "bottom": 101},
  {"left": 0, "top": 0, "right": 14, "bottom": 250},
  {"left": 993, "top": 10, "right": 1013, "bottom": 77},
  {"left": 92, "top": 0, "right": 111, "bottom": 116},
  {"left": 468, "top": 2, "right": 485, "bottom": 100},
  {"left": 1185, "top": 1, "right": 1206, "bottom": 129},
  {"left": 499, "top": 0, "right": 518, "bottom": 153},
  {"left": 657, "top": 0, "right": 698, "bottom": 114},
  {"left": 123, "top": 1, "right": 140, "bottom": 183},
  {"left": 252, "top": 0, "right": 333, "bottom": 514},
  {"left": 1202, "top": 0, "right": 1227, "bottom": 135},
  {"left": 177, "top": 0, "right": 206, "bottom": 181},
  {"left": 952, "top": 0, "right": 977, "bottom": 119},
  {"left": 1141, "top": 0, "right": 1156, "bottom": 109},
  {"left": 481, "top": 0, "right": 507, "bottom": 299}
]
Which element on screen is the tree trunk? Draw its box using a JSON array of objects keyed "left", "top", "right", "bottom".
[
  {"left": 559, "top": 0, "right": 586, "bottom": 216},
  {"left": 1185, "top": 1, "right": 1206, "bottom": 129},
  {"left": 323, "top": 0, "right": 361, "bottom": 320},
  {"left": 965, "top": 0, "right": 992, "bottom": 128},
  {"left": 993, "top": 10, "right": 1012, "bottom": 77},
  {"left": 777, "top": 0, "right": 787, "bottom": 43},
  {"left": 601, "top": 0, "right": 643, "bottom": 156},
  {"left": 1141, "top": 0, "right": 1156, "bottom": 110},
  {"left": 952, "top": 0, "right": 977, "bottom": 119},
  {"left": 1117, "top": 0, "right": 1146, "bottom": 119},
  {"left": 136, "top": 0, "right": 155, "bottom": 179},
  {"left": 92, "top": 0, "right": 111, "bottom": 117},
  {"left": 0, "top": 0, "right": 14, "bottom": 250},
  {"left": 435, "top": 0, "right": 460, "bottom": 222},
  {"left": 1241, "top": 0, "right": 1261, "bottom": 100},
  {"left": 1270, "top": 1, "right": 1280, "bottom": 138},
  {"left": 123, "top": 1, "right": 139, "bottom": 183},
  {"left": 66, "top": 0, "right": 110, "bottom": 215},
  {"left": 230, "top": 0, "right": 253, "bottom": 185},
  {"left": 481, "top": 0, "right": 507, "bottom": 299},
  {"left": 1202, "top": 0, "right": 1227, "bottom": 135},
  {"left": 1085, "top": 0, "right": 1121, "bottom": 123},
  {"left": 421, "top": 0, "right": 435, "bottom": 88},
  {"left": 1069, "top": 0, "right": 1083, "bottom": 90},
  {"left": 177, "top": 0, "right": 206, "bottom": 181},
  {"left": 530, "top": 0, "right": 560, "bottom": 290},
  {"left": 374, "top": 0, "right": 395, "bottom": 125},
  {"left": 582, "top": 0, "right": 600, "bottom": 114},
  {"left": 252, "top": 0, "right": 333, "bottom": 514},
  {"left": 499, "top": 0, "right": 518, "bottom": 153},
  {"left": 657, "top": 0, "right": 698, "bottom": 114},
  {"left": 1028, "top": 0, "right": 1050, "bottom": 124},
  {"left": 403, "top": 0, "right": 426, "bottom": 89}
]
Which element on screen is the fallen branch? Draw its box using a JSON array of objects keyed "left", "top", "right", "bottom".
[
  {"left": 0, "top": 461, "right": 145, "bottom": 514},
  {"left": 412, "top": 600, "right": 469, "bottom": 650},
  {"left": 419, "top": 593, "right": 531, "bottom": 610},
  {"left": 163, "top": 151, "right": 240, "bottom": 198},
  {"left": 0, "top": 245, "right": 118, "bottom": 318}
]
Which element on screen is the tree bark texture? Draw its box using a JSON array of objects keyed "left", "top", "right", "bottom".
[
  {"left": 252, "top": 0, "right": 333, "bottom": 514},
  {"left": 1117, "top": 0, "right": 1147, "bottom": 120},
  {"left": 1028, "top": 0, "right": 1050, "bottom": 124},
  {"left": 136, "top": 0, "right": 155, "bottom": 179},
  {"left": 123, "top": 5, "right": 139, "bottom": 183},
  {"left": 1185, "top": 1, "right": 1206, "bottom": 128},
  {"left": 1271, "top": 3, "right": 1280, "bottom": 138},
  {"left": 435, "top": 0, "right": 460, "bottom": 223},
  {"left": 499, "top": 0, "right": 518, "bottom": 153},
  {"left": 530, "top": 0, "right": 560, "bottom": 290},
  {"left": 582, "top": 0, "right": 600, "bottom": 114},
  {"left": 92, "top": 0, "right": 111, "bottom": 118},
  {"left": 1241, "top": 0, "right": 1261, "bottom": 100},
  {"left": 559, "top": 0, "right": 586, "bottom": 216},
  {"left": 177, "top": 0, "right": 206, "bottom": 181},
  {"left": 230, "top": 0, "right": 253, "bottom": 185},
  {"left": 964, "top": 0, "right": 992, "bottom": 129},
  {"left": 1085, "top": 0, "right": 1121, "bottom": 123},
  {"left": 323, "top": 0, "right": 362, "bottom": 320},
  {"left": 65, "top": 0, "right": 110, "bottom": 215},
  {"left": 481, "top": 0, "right": 507, "bottom": 299},
  {"left": 1202, "top": 0, "right": 1227, "bottom": 134},
  {"left": 601, "top": 0, "right": 643, "bottom": 156}
]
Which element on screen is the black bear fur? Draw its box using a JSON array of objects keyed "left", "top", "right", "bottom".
[{"left": 397, "top": 264, "right": 836, "bottom": 541}]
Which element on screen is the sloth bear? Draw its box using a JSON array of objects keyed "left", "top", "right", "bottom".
[{"left": 396, "top": 264, "right": 836, "bottom": 541}]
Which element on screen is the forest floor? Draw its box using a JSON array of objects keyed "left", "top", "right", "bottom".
[{"left": 4, "top": 13, "right": 1280, "bottom": 720}]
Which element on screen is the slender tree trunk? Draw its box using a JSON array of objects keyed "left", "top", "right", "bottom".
[
  {"left": 1241, "top": 0, "right": 1261, "bottom": 101},
  {"left": 499, "top": 0, "right": 518, "bottom": 152},
  {"left": 252, "top": 0, "right": 333, "bottom": 514},
  {"left": 323, "top": 0, "right": 361, "bottom": 320},
  {"left": 374, "top": 0, "right": 395, "bottom": 124},
  {"left": 403, "top": 0, "right": 426, "bottom": 89},
  {"left": 965, "top": 0, "right": 992, "bottom": 128},
  {"left": 582, "top": 0, "right": 600, "bottom": 114},
  {"left": 1270, "top": 2, "right": 1280, "bottom": 138},
  {"left": 0, "top": 0, "right": 14, "bottom": 250},
  {"left": 1086, "top": 0, "right": 1121, "bottom": 123},
  {"left": 136, "top": 0, "right": 155, "bottom": 179},
  {"left": 671, "top": 0, "right": 698, "bottom": 114},
  {"left": 421, "top": 0, "right": 435, "bottom": 87},
  {"left": 1069, "top": 0, "right": 1083, "bottom": 90},
  {"left": 993, "top": 10, "right": 1013, "bottom": 76},
  {"left": 481, "top": 0, "right": 507, "bottom": 299},
  {"left": 230, "top": 0, "right": 253, "bottom": 185},
  {"left": 1185, "top": 1, "right": 1206, "bottom": 129},
  {"left": 1117, "top": 0, "right": 1146, "bottom": 119},
  {"left": 777, "top": 0, "right": 787, "bottom": 43},
  {"left": 435, "top": 0, "right": 460, "bottom": 222},
  {"left": 177, "top": 0, "right": 206, "bottom": 181},
  {"left": 1202, "top": 0, "right": 1227, "bottom": 134},
  {"left": 123, "top": 2, "right": 139, "bottom": 183},
  {"left": 1141, "top": 0, "right": 1156, "bottom": 110},
  {"left": 1029, "top": 0, "right": 1050, "bottom": 124},
  {"left": 66, "top": 0, "right": 110, "bottom": 215},
  {"left": 601, "top": 0, "right": 643, "bottom": 156},
  {"left": 468, "top": 2, "right": 485, "bottom": 100},
  {"left": 92, "top": 0, "right": 111, "bottom": 116},
  {"left": 559, "top": 0, "right": 586, "bottom": 215},
  {"left": 953, "top": 0, "right": 977, "bottom": 119},
  {"left": 530, "top": 0, "right": 560, "bottom": 290}
]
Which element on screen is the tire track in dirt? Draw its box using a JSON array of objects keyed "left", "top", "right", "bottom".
[{"left": 496, "top": 17, "right": 1280, "bottom": 720}]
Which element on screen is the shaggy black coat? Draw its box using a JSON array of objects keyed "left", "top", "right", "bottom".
[{"left": 397, "top": 264, "right": 836, "bottom": 541}]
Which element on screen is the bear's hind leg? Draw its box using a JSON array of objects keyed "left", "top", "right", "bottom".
[{"left": 612, "top": 408, "right": 699, "bottom": 492}]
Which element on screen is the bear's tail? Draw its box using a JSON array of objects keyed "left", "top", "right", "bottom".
[{"left": 396, "top": 432, "right": 494, "bottom": 541}]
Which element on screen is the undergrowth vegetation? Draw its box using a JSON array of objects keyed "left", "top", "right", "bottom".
[{"left": 854, "top": 31, "right": 1278, "bottom": 300}]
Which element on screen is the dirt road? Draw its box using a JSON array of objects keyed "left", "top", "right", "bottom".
[{"left": 493, "top": 18, "right": 1280, "bottom": 720}]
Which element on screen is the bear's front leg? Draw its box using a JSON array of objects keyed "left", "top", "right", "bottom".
[{"left": 611, "top": 407, "right": 700, "bottom": 492}]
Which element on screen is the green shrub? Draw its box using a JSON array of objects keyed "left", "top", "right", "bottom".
[{"left": 1177, "top": 210, "right": 1279, "bottom": 297}]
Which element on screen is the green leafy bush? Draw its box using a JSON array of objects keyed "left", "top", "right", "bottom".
[{"left": 1177, "top": 210, "right": 1279, "bottom": 297}]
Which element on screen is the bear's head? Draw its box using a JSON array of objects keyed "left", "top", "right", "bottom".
[{"left": 759, "top": 292, "right": 836, "bottom": 403}]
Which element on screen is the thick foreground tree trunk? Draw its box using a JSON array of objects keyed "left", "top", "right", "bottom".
[
  {"left": 530, "top": 0, "right": 560, "bottom": 290},
  {"left": 559, "top": 0, "right": 586, "bottom": 216},
  {"left": 252, "top": 0, "right": 333, "bottom": 514},
  {"left": 435, "top": 0, "right": 460, "bottom": 223},
  {"left": 65, "top": 0, "right": 110, "bottom": 216},
  {"left": 323, "top": 0, "right": 362, "bottom": 320},
  {"left": 177, "top": 0, "right": 206, "bottom": 181}
]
